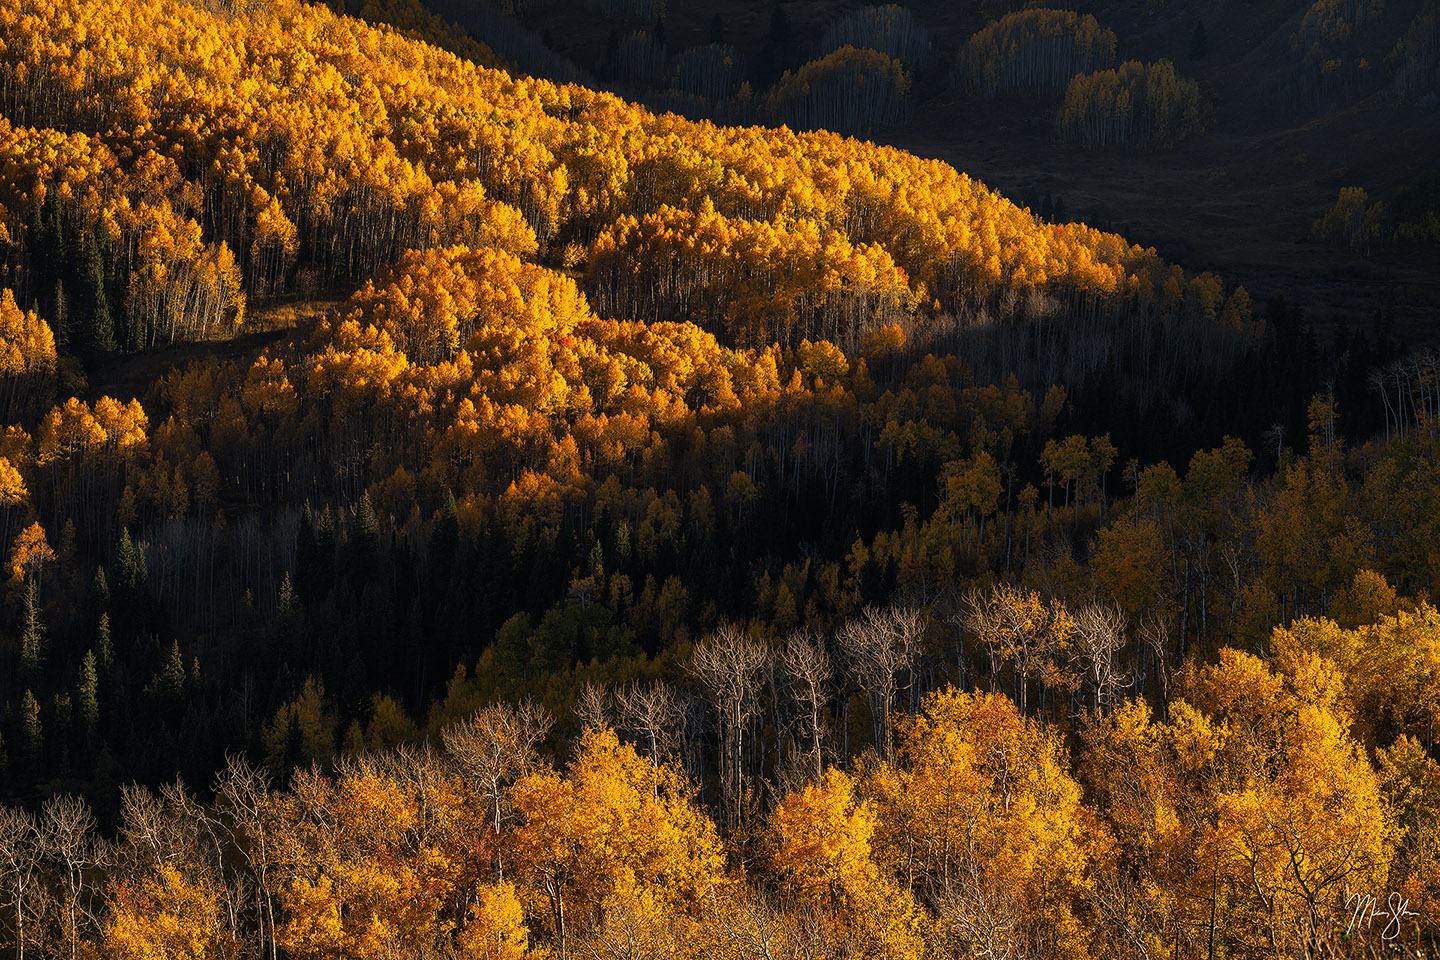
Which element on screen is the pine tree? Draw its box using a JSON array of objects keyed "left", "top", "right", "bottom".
[
  {"left": 115, "top": 528, "right": 148, "bottom": 593},
  {"left": 52, "top": 278, "right": 70, "bottom": 352},
  {"left": 51, "top": 693, "right": 72, "bottom": 759},
  {"left": 354, "top": 494, "right": 377, "bottom": 542},
  {"left": 1188, "top": 20, "right": 1208, "bottom": 60},
  {"left": 83, "top": 233, "right": 116, "bottom": 354},
  {"left": 296, "top": 502, "right": 317, "bottom": 599},
  {"left": 96, "top": 613, "right": 114, "bottom": 672},
  {"left": 19, "top": 580, "right": 44, "bottom": 689},
  {"left": 280, "top": 709, "right": 304, "bottom": 779},
  {"left": 710, "top": 11, "right": 724, "bottom": 44},
  {"left": 428, "top": 489, "right": 459, "bottom": 575},
  {"left": 316, "top": 506, "right": 337, "bottom": 597},
  {"left": 77, "top": 651, "right": 99, "bottom": 740},
  {"left": 160, "top": 638, "right": 186, "bottom": 711},
  {"left": 92, "top": 565, "right": 110, "bottom": 613},
  {"left": 277, "top": 572, "right": 298, "bottom": 617},
  {"left": 20, "top": 690, "right": 42, "bottom": 764},
  {"left": 114, "top": 527, "right": 149, "bottom": 639}
]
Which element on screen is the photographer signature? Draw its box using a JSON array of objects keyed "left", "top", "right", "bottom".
[{"left": 1346, "top": 891, "right": 1420, "bottom": 940}]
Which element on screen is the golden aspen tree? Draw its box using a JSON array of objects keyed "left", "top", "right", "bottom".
[{"left": 867, "top": 688, "right": 1092, "bottom": 960}]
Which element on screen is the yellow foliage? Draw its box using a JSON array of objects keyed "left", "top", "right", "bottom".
[
  {"left": 510, "top": 726, "right": 724, "bottom": 941},
  {"left": 455, "top": 881, "right": 530, "bottom": 960},
  {"left": 9, "top": 520, "right": 54, "bottom": 583},
  {"left": 104, "top": 864, "right": 233, "bottom": 960},
  {"left": 772, "top": 767, "right": 877, "bottom": 905}
]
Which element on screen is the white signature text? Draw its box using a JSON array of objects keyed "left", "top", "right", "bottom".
[{"left": 1346, "top": 891, "right": 1420, "bottom": 940}]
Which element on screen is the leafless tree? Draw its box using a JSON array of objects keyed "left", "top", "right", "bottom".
[
  {"left": 116, "top": 783, "right": 176, "bottom": 872},
  {"left": 574, "top": 682, "right": 610, "bottom": 735},
  {"left": 615, "top": 680, "right": 681, "bottom": 769},
  {"left": 930, "top": 847, "right": 1025, "bottom": 960},
  {"left": 1070, "top": 603, "right": 1129, "bottom": 715},
  {"left": 215, "top": 754, "right": 282, "bottom": 960},
  {"left": 0, "top": 805, "right": 41, "bottom": 960},
  {"left": 780, "top": 629, "right": 832, "bottom": 785},
  {"left": 442, "top": 700, "right": 552, "bottom": 881},
  {"left": 839, "top": 605, "right": 924, "bottom": 758},
  {"left": 40, "top": 796, "right": 96, "bottom": 960},
  {"left": 1140, "top": 614, "right": 1172, "bottom": 717},
  {"left": 690, "top": 625, "right": 769, "bottom": 834}
]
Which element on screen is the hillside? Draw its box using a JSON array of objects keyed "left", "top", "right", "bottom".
[
  {"left": 444, "top": 0, "right": 1440, "bottom": 336},
  {"left": 0, "top": 0, "right": 1437, "bottom": 956}
]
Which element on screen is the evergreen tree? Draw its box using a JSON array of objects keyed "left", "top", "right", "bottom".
[
  {"left": 96, "top": 613, "right": 114, "bottom": 672},
  {"left": 710, "top": 11, "right": 724, "bottom": 44},
  {"left": 51, "top": 693, "right": 72, "bottom": 754},
  {"left": 280, "top": 709, "right": 305, "bottom": 780},
  {"left": 30, "top": 193, "right": 66, "bottom": 324},
  {"left": 91, "top": 565, "right": 110, "bottom": 617},
  {"left": 20, "top": 690, "right": 42, "bottom": 764},
  {"left": 428, "top": 489, "right": 459, "bottom": 576},
  {"left": 296, "top": 502, "right": 318, "bottom": 600},
  {"left": 1188, "top": 20, "right": 1208, "bottom": 60},
  {"left": 52, "top": 278, "right": 70, "bottom": 351},
  {"left": 82, "top": 232, "right": 116, "bottom": 354},
  {"left": 315, "top": 506, "right": 337, "bottom": 597},
  {"left": 348, "top": 492, "right": 379, "bottom": 586},
  {"left": 19, "top": 580, "right": 44, "bottom": 689},
  {"left": 277, "top": 572, "right": 298, "bottom": 617},
  {"left": 115, "top": 528, "right": 148, "bottom": 594},
  {"left": 77, "top": 650, "right": 99, "bottom": 740},
  {"left": 114, "top": 527, "right": 149, "bottom": 639},
  {"left": 160, "top": 638, "right": 186, "bottom": 712}
]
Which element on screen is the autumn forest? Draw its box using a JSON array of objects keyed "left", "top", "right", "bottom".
[{"left": 0, "top": 0, "right": 1436, "bottom": 956}]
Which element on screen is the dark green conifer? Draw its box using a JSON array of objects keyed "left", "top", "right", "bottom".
[
  {"left": 97, "top": 612, "right": 114, "bottom": 672},
  {"left": 1188, "top": 20, "right": 1208, "bottom": 60},
  {"left": 20, "top": 690, "right": 42, "bottom": 763},
  {"left": 77, "top": 650, "right": 100, "bottom": 738},
  {"left": 83, "top": 232, "right": 116, "bottom": 354},
  {"left": 19, "top": 580, "right": 44, "bottom": 688}
]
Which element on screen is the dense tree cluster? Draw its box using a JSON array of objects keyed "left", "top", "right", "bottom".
[
  {"left": 956, "top": 9, "right": 1117, "bottom": 100},
  {"left": 1390, "top": 0, "right": 1440, "bottom": 103},
  {"left": 1393, "top": 171, "right": 1440, "bottom": 242},
  {"left": 817, "top": 3, "right": 934, "bottom": 72},
  {"left": 667, "top": 44, "right": 748, "bottom": 103},
  {"left": 762, "top": 46, "right": 915, "bottom": 137},
  {"left": 1300, "top": 0, "right": 1385, "bottom": 53},
  {"left": 1058, "top": 60, "right": 1206, "bottom": 150},
  {"left": 0, "top": 596, "right": 1435, "bottom": 957},
  {"left": 1312, "top": 186, "right": 1389, "bottom": 253}
]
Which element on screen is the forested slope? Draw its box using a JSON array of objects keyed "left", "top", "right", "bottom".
[{"left": 0, "top": 0, "right": 1436, "bottom": 956}]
